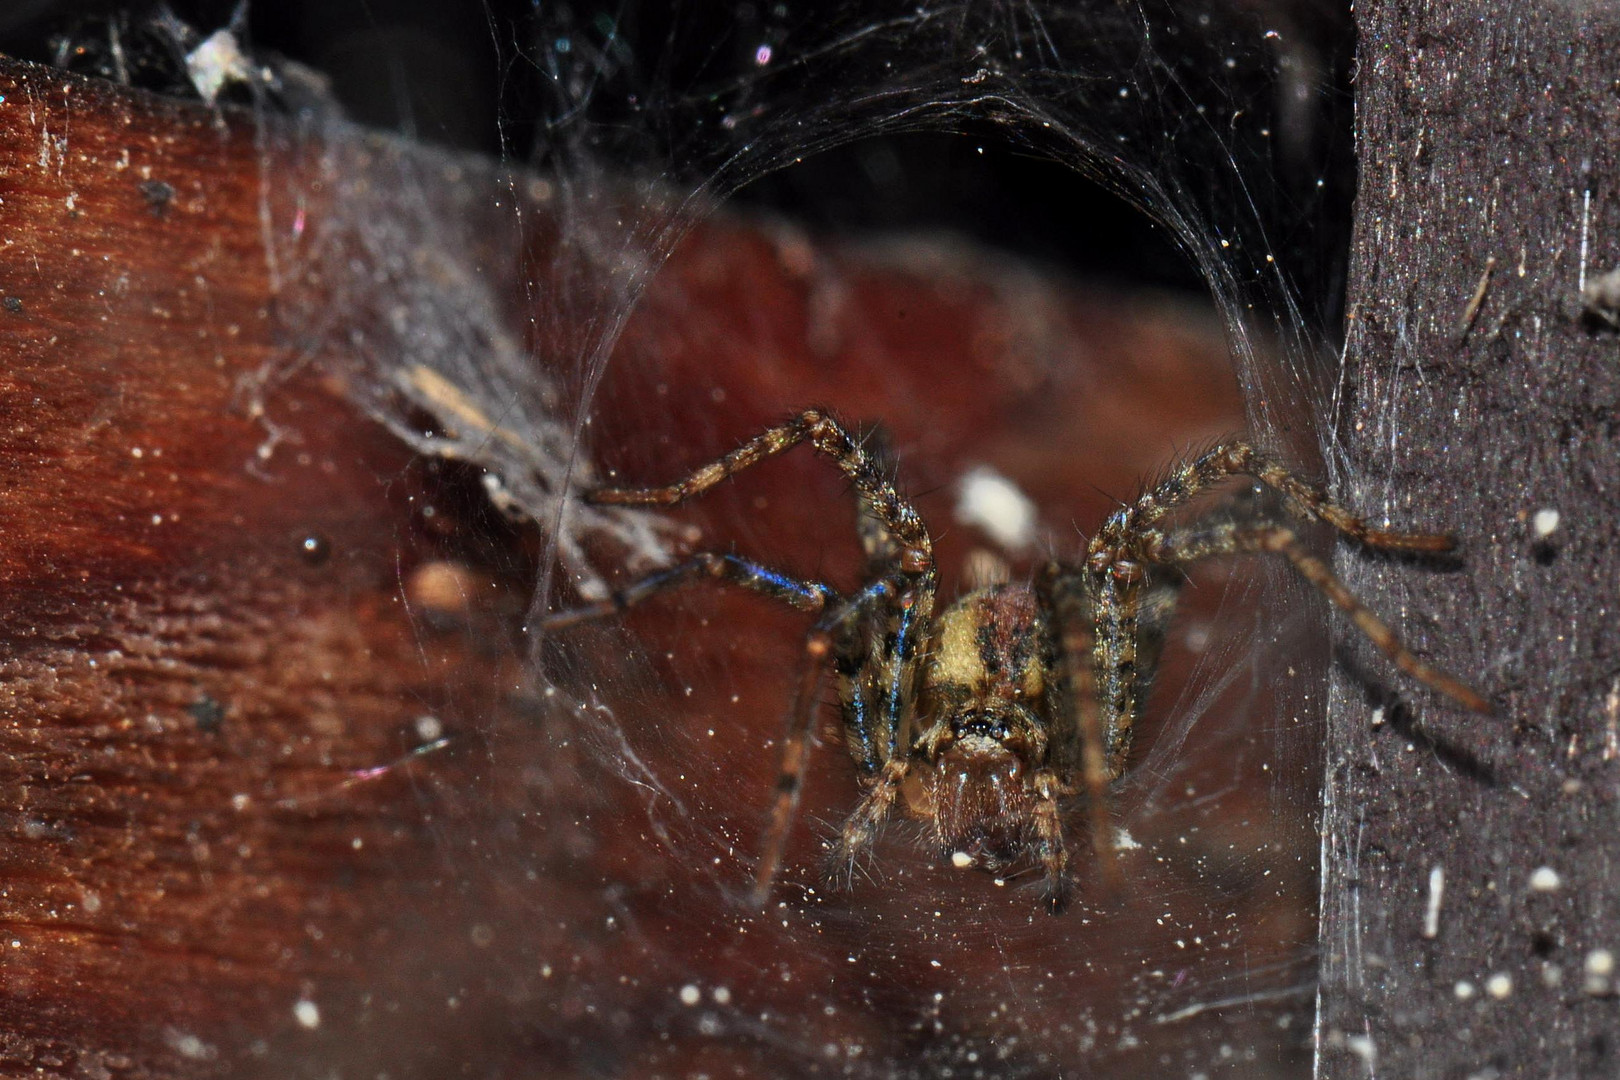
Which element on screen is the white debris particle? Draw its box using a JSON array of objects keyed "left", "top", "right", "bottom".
[
  {"left": 1484, "top": 972, "right": 1513, "bottom": 999},
  {"left": 954, "top": 465, "right": 1038, "bottom": 553},
  {"left": 679, "top": 983, "right": 702, "bottom": 1006},
  {"left": 293, "top": 999, "right": 320, "bottom": 1029},
  {"left": 1585, "top": 948, "right": 1614, "bottom": 995},
  {"left": 415, "top": 714, "right": 444, "bottom": 742},
  {"left": 1345, "top": 1034, "right": 1376, "bottom": 1066},
  {"left": 1582, "top": 267, "right": 1620, "bottom": 316},
  {"left": 166, "top": 1031, "right": 214, "bottom": 1060},
  {"left": 1528, "top": 866, "right": 1562, "bottom": 892},
  {"left": 1454, "top": 980, "right": 1476, "bottom": 1000},
  {"left": 81, "top": 891, "right": 102, "bottom": 914},
  {"left": 1531, "top": 508, "right": 1560, "bottom": 538},
  {"left": 1422, "top": 865, "right": 1444, "bottom": 939},
  {"left": 712, "top": 986, "right": 732, "bottom": 1006},
  {"left": 1112, "top": 826, "right": 1141, "bottom": 851},
  {"left": 185, "top": 29, "right": 253, "bottom": 105},
  {"left": 949, "top": 850, "right": 974, "bottom": 869}
]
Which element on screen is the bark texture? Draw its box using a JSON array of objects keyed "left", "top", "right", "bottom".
[{"left": 1320, "top": 3, "right": 1620, "bottom": 1074}]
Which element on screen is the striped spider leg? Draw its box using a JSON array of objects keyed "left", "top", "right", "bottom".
[
  {"left": 546, "top": 409, "right": 939, "bottom": 908},
  {"left": 1066, "top": 440, "right": 1492, "bottom": 881},
  {"left": 541, "top": 416, "right": 1489, "bottom": 913}
]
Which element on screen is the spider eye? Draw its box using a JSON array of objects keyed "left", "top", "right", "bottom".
[{"left": 954, "top": 712, "right": 1010, "bottom": 740}]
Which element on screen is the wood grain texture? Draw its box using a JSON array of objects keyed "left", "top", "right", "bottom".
[
  {"left": 0, "top": 53, "right": 1287, "bottom": 1078},
  {"left": 1321, "top": 2, "right": 1620, "bottom": 1074}
]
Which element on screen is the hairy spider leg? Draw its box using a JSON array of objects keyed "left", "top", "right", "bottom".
[
  {"left": 1152, "top": 522, "right": 1490, "bottom": 713},
  {"left": 587, "top": 408, "right": 934, "bottom": 573},
  {"left": 1038, "top": 564, "right": 1114, "bottom": 892},
  {"left": 1031, "top": 769, "right": 1077, "bottom": 911},
  {"left": 754, "top": 572, "right": 924, "bottom": 907},
  {"left": 826, "top": 572, "right": 937, "bottom": 882},
  {"left": 537, "top": 552, "right": 838, "bottom": 631},
  {"left": 1083, "top": 440, "right": 1481, "bottom": 787},
  {"left": 1037, "top": 562, "right": 1181, "bottom": 893},
  {"left": 1092, "top": 440, "right": 1458, "bottom": 555},
  {"left": 577, "top": 409, "right": 939, "bottom": 905}
]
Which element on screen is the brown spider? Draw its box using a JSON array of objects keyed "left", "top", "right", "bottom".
[{"left": 542, "top": 408, "right": 1489, "bottom": 911}]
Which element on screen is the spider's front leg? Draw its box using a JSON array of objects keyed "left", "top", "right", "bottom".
[
  {"left": 823, "top": 573, "right": 936, "bottom": 887},
  {"left": 587, "top": 407, "right": 933, "bottom": 574},
  {"left": 554, "top": 408, "right": 940, "bottom": 907},
  {"left": 756, "top": 572, "right": 931, "bottom": 907},
  {"left": 1030, "top": 769, "right": 1076, "bottom": 911}
]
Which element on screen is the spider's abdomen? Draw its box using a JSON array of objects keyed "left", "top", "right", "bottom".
[{"left": 926, "top": 585, "right": 1048, "bottom": 705}]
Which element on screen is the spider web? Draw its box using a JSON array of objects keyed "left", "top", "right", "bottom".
[
  {"left": 8, "top": 1, "right": 1365, "bottom": 1075},
  {"left": 397, "top": 5, "right": 1344, "bottom": 1073}
]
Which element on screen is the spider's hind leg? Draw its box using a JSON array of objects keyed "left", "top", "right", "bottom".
[{"left": 1152, "top": 521, "right": 1490, "bottom": 713}]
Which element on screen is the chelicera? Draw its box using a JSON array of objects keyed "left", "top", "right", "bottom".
[{"left": 542, "top": 409, "right": 1488, "bottom": 910}]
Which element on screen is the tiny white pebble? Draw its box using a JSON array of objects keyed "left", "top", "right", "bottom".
[
  {"left": 679, "top": 984, "right": 701, "bottom": 1006},
  {"left": 1485, "top": 972, "right": 1512, "bottom": 999},
  {"left": 950, "top": 851, "right": 974, "bottom": 869},
  {"left": 712, "top": 986, "right": 731, "bottom": 1006},
  {"left": 414, "top": 714, "right": 444, "bottom": 741},
  {"left": 1531, "top": 508, "right": 1560, "bottom": 538},
  {"left": 1454, "top": 980, "right": 1476, "bottom": 1000},
  {"left": 1529, "top": 866, "right": 1562, "bottom": 892},
  {"left": 293, "top": 999, "right": 320, "bottom": 1029},
  {"left": 1586, "top": 948, "right": 1615, "bottom": 977}
]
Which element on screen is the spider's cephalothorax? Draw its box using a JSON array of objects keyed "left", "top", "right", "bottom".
[
  {"left": 541, "top": 408, "right": 1489, "bottom": 912},
  {"left": 899, "top": 585, "right": 1076, "bottom": 879}
]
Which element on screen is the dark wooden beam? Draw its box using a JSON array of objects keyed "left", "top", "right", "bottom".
[{"left": 1320, "top": 2, "right": 1620, "bottom": 1073}]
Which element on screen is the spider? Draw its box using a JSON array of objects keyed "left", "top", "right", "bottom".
[{"left": 541, "top": 408, "right": 1489, "bottom": 911}]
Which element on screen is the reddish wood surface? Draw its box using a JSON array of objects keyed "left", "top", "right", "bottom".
[{"left": 0, "top": 55, "right": 1297, "bottom": 1078}]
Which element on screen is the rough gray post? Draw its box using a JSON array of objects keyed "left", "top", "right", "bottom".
[{"left": 1318, "top": 2, "right": 1620, "bottom": 1075}]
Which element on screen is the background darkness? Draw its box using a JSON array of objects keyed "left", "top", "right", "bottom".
[{"left": 0, "top": 0, "right": 1361, "bottom": 305}]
